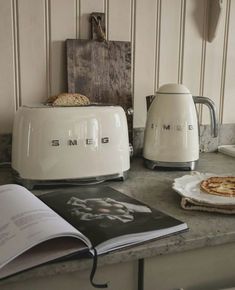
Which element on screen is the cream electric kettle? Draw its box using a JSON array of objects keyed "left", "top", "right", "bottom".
[{"left": 143, "top": 83, "right": 218, "bottom": 170}]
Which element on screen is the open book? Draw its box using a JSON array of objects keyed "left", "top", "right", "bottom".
[{"left": 0, "top": 184, "right": 188, "bottom": 280}]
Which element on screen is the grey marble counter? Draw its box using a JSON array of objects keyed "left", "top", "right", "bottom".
[{"left": 0, "top": 152, "right": 235, "bottom": 284}]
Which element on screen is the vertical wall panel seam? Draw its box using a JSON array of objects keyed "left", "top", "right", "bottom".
[
  {"left": 75, "top": 0, "right": 77, "bottom": 38},
  {"left": 220, "top": 0, "right": 230, "bottom": 124},
  {"left": 45, "top": 0, "right": 51, "bottom": 98},
  {"left": 131, "top": 0, "right": 136, "bottom": 108},
  {"left": 181, "top": 0, "right": 186, "bottom": 83},
  {"left": 105, "top": 0, "right": 109, "bottom": 41},
  {"left": 76, "top": 0, "right": 78, "bottom": 38},
  {"left": 155, "top": 0, "right": 161, "bottom": 90},
  {"left": 178, "top": 0, "right": 186, "bottom": 84},
  {"left": 12, "top": 0, "right": 21, "bottom": 109},
  {"left": 78, "top": 0, "right": 81, "bottom": 39},
  {"left": 178, "top": 0, "right": 182, "bottom": 83},
  {"left": 199, "top": 0, "right": 208, "bottom": 124}
]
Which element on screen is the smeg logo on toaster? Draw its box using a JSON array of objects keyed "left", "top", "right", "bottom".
[{"left": 51, "top": 137, "right": 110, "bottom": 147}]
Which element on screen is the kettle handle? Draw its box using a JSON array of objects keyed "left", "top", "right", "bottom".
[
  {"left": 146, "top": 95, "right": 156, "bottom": 111},
  {"left": 193, "top": 96, "right": 218, "bottom": 137}
]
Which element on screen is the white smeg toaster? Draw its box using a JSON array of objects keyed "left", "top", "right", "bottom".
[{"left": 11, "top": 104, "right": 130, "bottom": 189}]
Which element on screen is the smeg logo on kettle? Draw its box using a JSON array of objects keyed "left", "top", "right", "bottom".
[
  {"left": 151, "top": 123, "right": 194, "bottom": 131},
  {"left": 51, "top": 137, "right": 110, "bottom": 147}
]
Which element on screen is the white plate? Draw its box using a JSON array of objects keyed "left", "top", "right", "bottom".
[
  {"left": 172, "top": 173, "right": 235, "bottom": 205},
  {"left": 218, "top": 145, "right": 235, "bottom": 158}
]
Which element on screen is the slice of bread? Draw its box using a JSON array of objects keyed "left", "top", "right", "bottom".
[{"left": 49, "top": 93, "right": 90, "bottom": 106}]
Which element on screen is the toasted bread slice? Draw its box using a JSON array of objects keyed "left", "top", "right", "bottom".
[{"left": 48, "top": 93, "right": 90, "bottom": 106}]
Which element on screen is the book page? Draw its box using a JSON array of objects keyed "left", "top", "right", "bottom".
[
  {"left": 0, "top": 237, "right": 88, "bottom": 279},
  {"left": 39, "top": 186, "right": 188, "bottom": 255},
  {"left": 0, "top": 184, "right": 91, "bottom": 269}
]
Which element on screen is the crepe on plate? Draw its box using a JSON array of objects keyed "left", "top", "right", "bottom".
[{"left": 200, "top": 176, "right": 235, "bottom": 197}]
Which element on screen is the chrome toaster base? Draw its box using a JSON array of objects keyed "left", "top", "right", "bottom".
[{"left": 13, "top": 170, "right": 128, "bottom": 190}]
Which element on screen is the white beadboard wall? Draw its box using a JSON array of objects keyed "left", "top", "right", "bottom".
[{"left": 0, "top": 0, "right": 234, "bottom": 134}]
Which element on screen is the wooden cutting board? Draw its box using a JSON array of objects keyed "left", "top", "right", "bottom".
[{"left": 66, "top": 39, "right": 132, "bottom": 141}]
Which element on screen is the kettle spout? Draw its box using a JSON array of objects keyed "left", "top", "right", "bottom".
[{"left": 146, "top": 95, "right": 155, "bottom": 111}]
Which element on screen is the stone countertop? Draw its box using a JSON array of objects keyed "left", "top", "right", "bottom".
[{"left": 0, "top": 152, "right": 235, "bottom": 284}]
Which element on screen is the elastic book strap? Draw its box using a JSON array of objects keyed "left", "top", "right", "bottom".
[{"left": 90, "top": 248, "right": 108, "bottom": 288}]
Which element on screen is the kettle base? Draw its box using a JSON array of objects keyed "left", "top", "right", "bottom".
[{"left": 144, "top": 159, "right": 198, "bottom": 171}]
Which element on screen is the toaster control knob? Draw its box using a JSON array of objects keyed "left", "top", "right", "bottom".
[
  {"left": 126, "top": 108, "right": 134, "bottom": 116},
  {"left": 129, "top": 143, "right": 134, "bottom": 157}
]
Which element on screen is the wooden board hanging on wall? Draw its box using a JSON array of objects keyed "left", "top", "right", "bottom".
[{"left": 66, "top": 39, "right": 132, "bottom": 141}]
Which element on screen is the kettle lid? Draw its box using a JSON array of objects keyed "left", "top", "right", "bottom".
[{"left": 157, "top": 83, "right": 191, "bottom": 94}]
